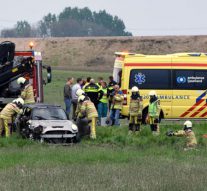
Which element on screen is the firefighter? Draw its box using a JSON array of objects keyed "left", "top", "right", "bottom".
[
  {"left": 74, "top": 89, "right": 86, "bottom": 120},
  {"left": 83, "top": 79, "right": 103, "bottom": 109},
  {"left": 128, "top": 86, "right": 143, "bottom": 134},
  {"left": 110, "top": 85, "right": 124, "bottom": 126},
  {"left": 148, "top": 90, "right": 160, "bottom": 135},
  {"left": 166, "top": 120, "right": 197, "bottom": 149},
  {"left": 17, "top": 77, "right": 35, "bottom": 104},
  {"left": 78, "top": 95, "right": 98, "bottom": 139},
  {"left": 0, "top": 98, "right": 24, "bottom": 137}
]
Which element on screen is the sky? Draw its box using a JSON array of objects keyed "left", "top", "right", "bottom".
[{"left": 0, "top": 0, "right": 207, "bottom": 36}]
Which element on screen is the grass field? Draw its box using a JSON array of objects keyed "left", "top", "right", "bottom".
[{"left": 1, "top": 70, "right": 207, "bottom": 191}]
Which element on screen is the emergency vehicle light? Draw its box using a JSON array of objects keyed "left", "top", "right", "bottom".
[{"left": 29, "top": 42, "right": 34, "bottom": 50}]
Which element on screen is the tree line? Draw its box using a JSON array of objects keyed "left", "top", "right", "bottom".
[{"left": 1, "top": 7, "right": 132, "bottom": 37}]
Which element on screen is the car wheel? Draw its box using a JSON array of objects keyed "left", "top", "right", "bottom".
[{"left": 74, "top": 133, "right": 81, "bottom": 143}]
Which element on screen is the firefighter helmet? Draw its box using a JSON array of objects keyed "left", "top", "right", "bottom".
[
  {"left": 78, "top": 95, "right": 85, "bottom": 102},
  {"left": 17, "top": 77, "right": 26, "bottom": 85},
  {"left": 131, "top": 86, "right": 139, "bottom": 92},
  {"left": 76, "top": 89, "right": 85, "bottom": 97},
  {"left": 183, "top": 120, "right": 192, "bottom": 130},
  {"left": 13, "top": 98, "right": 24, "bottom": 105},
  {"left": 149, "top": 90, "right": 157, "bottom": 96}
]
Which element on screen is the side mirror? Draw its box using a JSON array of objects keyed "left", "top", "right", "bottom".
[{"left": 47, "top": 66, "right": 52, "bottom": 83}]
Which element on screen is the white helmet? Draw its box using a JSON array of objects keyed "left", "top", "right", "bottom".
[
  {"left": 131, "top": 86, "right": 139, "bottom": 92},
  {"left": 76, "top": 89, "right": 85, "bottom": 97},
  {"left": 13, "top": 98, "right": 24, "bottom": 105},
  {"left": 149, "top": 90, "right": 157, "bottom": 96},
  {"left": 184, "top": 120, "right": 192, "bottom": 129},
  {"left": 17, "top": 77, "right": 26, "bottom": 85},
  {"left": 78, "top": 95, "right": 85, "bottom": 102}
]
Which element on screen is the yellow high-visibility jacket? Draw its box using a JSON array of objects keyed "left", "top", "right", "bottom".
[{"left": 148, "top": 99, "right": 160, "bottom": 118}]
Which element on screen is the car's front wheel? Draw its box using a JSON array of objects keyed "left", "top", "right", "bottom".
[{"left": 73, "top": 133, "right": 81, "bottom": 143}]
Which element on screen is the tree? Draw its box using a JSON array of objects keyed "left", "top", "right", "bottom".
[
  {"left": 15, "top": 21, "right": 31, "bottom": 37},
  {"left": 0, "top": 7, "right": 132, "bottom": 37},
  {"left": 1, "top": 29, "right": 16, "bottom": 37},
  {"left": 39, "top": 13, "right": 57, "bottom": 37}
]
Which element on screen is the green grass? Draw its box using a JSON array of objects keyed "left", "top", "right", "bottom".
[
  {"left": 1, "top": 70, "right": 207, "bottom": 190},
  {"left": 0, "top": 124, "right": 207, "bottom": 191}
]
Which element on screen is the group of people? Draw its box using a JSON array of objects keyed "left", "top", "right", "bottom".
[
  {"left": 0, "top": 77, "right": 35, "bottom": 137},
  {"left": 0, "top": 74, "right": 197, "bottom": 149},
  {"left": 64, "top": 76, "right": 197, "bottom": 149},
  {"left": 64, "top": 76, "right": 117, "bottom": 121},
  {"left": 63, "top": 76, "right": 159, "bottom": 136}
]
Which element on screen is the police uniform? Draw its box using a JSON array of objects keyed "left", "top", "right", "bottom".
[{"left": 83, "top": 83, "right": 103, "bottom": 109}]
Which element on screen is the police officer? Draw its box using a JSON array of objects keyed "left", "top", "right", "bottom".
[
  {"left": 0, "top": 98, "right": 24, "bottom": 137},
  {"left": 77, "top": 95, "right": 98, "bottom": 139},
  {"left": 17, "top": 77, "right": 35, "bottom": 104},
  {"left": 128, "top": 86, "right": 143, "bottom": 134},
  {"left": 83, "top": 79, "right": 103, "bottom": 109},
  {"left": 166, "top": 120, "right": 197, "bottom": 149},
  {"left": 148, "top": 90, "right": 160, "bottom": 135}
]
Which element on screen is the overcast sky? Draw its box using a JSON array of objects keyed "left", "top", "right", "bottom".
[{"left": 0, "top": 0, "right": 207, "bottom": 36}]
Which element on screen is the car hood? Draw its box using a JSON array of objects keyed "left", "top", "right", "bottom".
[{"left": 30, "top": 120, "right": 77, "bottom": 133}]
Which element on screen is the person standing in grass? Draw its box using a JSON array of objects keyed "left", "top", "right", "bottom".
[
  {"left": 98, "top": 81, "right": 108, "bottom": 124},
  {"left": 64, "top": 77, "right": 74, "bottom": 119},
  {"left": 83, "top": 79, "right": 103, "bottom": 110},
  {"left": 148, "top": 90, "right": 160, "bottom": 135},
  {"left": 77, "top": 95, "right": 98, "bottom": 139},
  {"left": 0, "top": 98, "right": 24, "bottom": 137},
  {"left": 166, "top": 120, "right": 197, "bottom": 149},
  {"left": 107, "top": 76, "right": 117, "bottom": 111},
  {"left": 128, "top": 86, "right": 143, "bottom": 135},
  {"left": 110, "top": 85, "right": 124, "bottom": 126},
  {"left": 71, "top": 78, "right": 83, "bottom": 120}
]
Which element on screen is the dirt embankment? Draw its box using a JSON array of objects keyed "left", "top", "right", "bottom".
[{"left": 1, "top": 36, "right": 207, "bottom": 72}]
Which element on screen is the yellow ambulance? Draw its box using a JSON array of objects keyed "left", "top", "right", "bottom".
[{"left": 113, "top": 52, "right": 207, "bottom": 121}]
